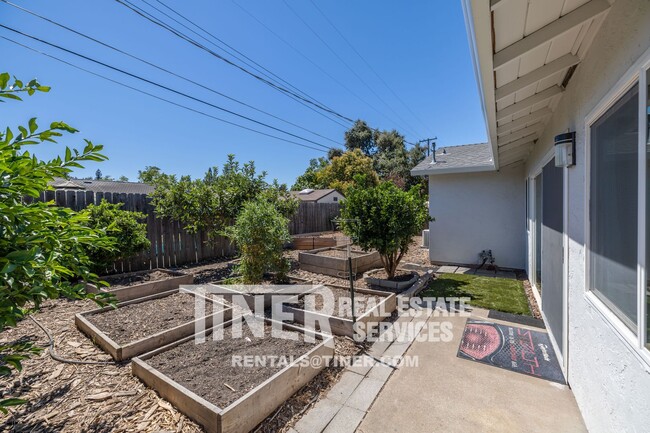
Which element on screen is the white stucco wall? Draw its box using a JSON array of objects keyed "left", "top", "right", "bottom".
[
  {"left": 523, "top": 1, "right": 650, "bottom": 432},
  {"left": 315, "top": 191, "right": 344, "bottom": 204},
  {"left": 427, "top": 165, "right": 526, "bottom": 269}
]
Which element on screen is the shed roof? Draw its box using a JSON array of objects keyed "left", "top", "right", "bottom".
[
  {"left": 289, "top": 188, "right": 340, "bottom": 202},
  {"left": 50, "top": 178, "right": 155, "bottom": 195},
  {"left": 411, "top": 143, "right": 494, "bottom": 175}
]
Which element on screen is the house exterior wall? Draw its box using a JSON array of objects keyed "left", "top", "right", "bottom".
[
  {"left": 315, "top": 191, "right": 344, "bottom": 204},
  {"left": 427, "top": 165, "right": 526, "bottom": 269},
  {"left": 523, "top": 1, "right": 650, "bottom": 431}
]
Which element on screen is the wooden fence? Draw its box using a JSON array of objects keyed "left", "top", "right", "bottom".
[{"left": 38, "top": 190, "right": 340, "bottom": 272}]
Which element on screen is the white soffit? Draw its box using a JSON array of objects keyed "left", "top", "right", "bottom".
[{"left": 465, "top": 0, "right": 611, "bottom": 169}]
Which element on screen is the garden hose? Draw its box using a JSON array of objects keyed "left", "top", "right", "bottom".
[{"left": 29, "top": 315, "right": 117, "bottom": 366}]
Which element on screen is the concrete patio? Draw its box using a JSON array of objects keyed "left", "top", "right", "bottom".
[{"left": 295, "top": 304, "right": 587, "bottom": 433}]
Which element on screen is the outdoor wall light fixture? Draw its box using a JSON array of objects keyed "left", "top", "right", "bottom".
[{"left": 554, "top": 131, "right": 576, "bottom": 168}]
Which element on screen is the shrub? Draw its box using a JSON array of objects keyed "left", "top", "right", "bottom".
[
  {"left": 340, "top": 182, "right": 430, "bottom": 279},
  {"left": 84, "top": 200, "right": 151, "bottom": 274},
  {"left": 151, "top": 155, "right": 298, "bottom": 241},
  {"left": 222, "top": 198, "right": 291, "bottom": 284},
  {"left": 0, "top": 72, "right": 114, "bottom": 412}
]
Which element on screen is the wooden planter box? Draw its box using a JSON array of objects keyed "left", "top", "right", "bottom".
[
  {"left": 284, "top": 284, "right": 397, "bottom": 338},
  {"left": 208, "top": 277, "right": 314, "bottom": 311},
  {"left": 132, "top": 318, "right": 334, "bottom": 433},
  {"left": 86, "top": 268, "right": 194, "bottom": 302},
  {"left": 363, "top": 269, "right": 420, "bottom": 292},
  {"left": 291, "top": 235, "right": 337, "bottom": 250},
  {"left": 298, "top": 247, "right": 382, "bottom": 277},
  {"left": 75, "top": 289, "right": 231, "bottom": 361}
]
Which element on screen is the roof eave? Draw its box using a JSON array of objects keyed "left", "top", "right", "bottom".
[
  {"left": 411, "top": 163, "right": 496, "bottom": 176},
  {"left": 462, "top": 0, "right": 500, "bottom": 169}
]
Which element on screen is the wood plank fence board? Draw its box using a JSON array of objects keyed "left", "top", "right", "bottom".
[{"left": 37, "top": 191, "right": 340, "bottom": 271}]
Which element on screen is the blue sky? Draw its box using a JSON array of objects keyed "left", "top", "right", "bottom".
[{"left": 1, "top": 0, "right": 487, "bottom": 185}]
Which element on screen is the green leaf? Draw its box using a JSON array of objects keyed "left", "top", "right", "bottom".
[
  {"left": 0, "top": 72, "right": 9, "bottom": 89},
  {"left": 28, "top": 118, "right": 38, "bottom": 134}
]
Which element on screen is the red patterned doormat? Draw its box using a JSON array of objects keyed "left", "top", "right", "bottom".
[{"left": 457, "top": 320, "right": 565, "bottom": 384}]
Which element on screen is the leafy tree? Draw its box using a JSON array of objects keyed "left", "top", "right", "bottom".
[
  {"left": 151, "top": 155, "right": 297, "bottom": 240},
  {"left": 291, "top": 157, "right": 328, "bottom": 190},
  {"left": 344, "top": 119, "right": 376, "bottom": 156},
  {"left": 296, "top": 120, "right": 428, "bottom": 193},
  {"left": 340, "top": 182, "right": 430, "bottom": 279},
  {"left": 327, "top": 147, "right": 344, "bottom": 160},
  {"left": 84, "top": 200, "right": 150, "bottom": 274},
  {"left": 95, "top": 169, "right": 102, "bottom": 180},
  {"left": 222, "top": 198, "right": 291, "bottom": 284},
  {"left": 138, "top": 165, "right": 163, "bottom": 184},
  {"left": 0, "top": 72, "right": 114, "bottom": 411},
  {"left": 316, "top": 149, "right": 379, "bottom": 194},
  {"left": 118, "top": 175, "right": 129, "bottom": 182}
]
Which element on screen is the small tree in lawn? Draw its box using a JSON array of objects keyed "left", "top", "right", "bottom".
[
  {"left": 340, "top": 181, "right": 430, "bottom": 279},
  {"left": 84, "top": 200, "right": 151, "bottom": 274},
  {"left": 222, "top": 198, "right": 291, "bottom": 284}
]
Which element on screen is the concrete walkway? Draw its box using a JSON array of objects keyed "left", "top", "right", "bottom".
[
  {"left": 358, "top": 311, "right": 587, "bottom": 433},
  {"left": 294, "top": 305, "right": 587, "bottom": 433}
]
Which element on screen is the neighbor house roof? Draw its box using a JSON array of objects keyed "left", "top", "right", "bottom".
[
  {"left": 411, "top": 143, "right": 494, "bottom": 175},
  {"left": 462, "top": 0, "right": 611, "bottom": 168},
  {"left": 289, "top": 188, "right": 341, "bottom": 202},
  {"left": 50, "top": 178, "right": 155, "bottom": 195}
]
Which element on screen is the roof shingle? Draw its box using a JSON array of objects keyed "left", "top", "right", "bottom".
[{"left": 411, "top": 142, "right": 494, "bottom": 175}]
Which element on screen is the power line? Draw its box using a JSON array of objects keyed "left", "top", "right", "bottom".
[
  {"left": 281, "top": 0, "right": 421, "bottom": 138},
  {"left": 308, "top": 0, "right": 434, "bottom": 137},
  {"left": 0, "top": 24, "right": 336, "bottom": 152},
  {"left": 114, "top": 0, "right": 354, "bottom": 127},
  {"left": 1, "top": 35, "right": 328, "bottom": 153},
  {"left": 0, "top": 0, "right": 342, "bottom": 146},
  {"left": 145, "top": 0, "right": 330, "bottom": 113},
  {"left": 231, "top": 0, "right": 396, "bottom": 132}
]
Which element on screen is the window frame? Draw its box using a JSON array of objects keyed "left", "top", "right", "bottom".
[{"left": 584, "top": 47, "right": 650, "bottom": 366}]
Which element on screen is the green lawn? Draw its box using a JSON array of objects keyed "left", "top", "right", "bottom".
[{"left": 420, "top": 273, "right": 531, "bottom": 316}]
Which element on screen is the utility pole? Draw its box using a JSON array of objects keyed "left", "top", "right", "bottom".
[{"left": 418, "top": 137, "right": 437, "bottom": 162}]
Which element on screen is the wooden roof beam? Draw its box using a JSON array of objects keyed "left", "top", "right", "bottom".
[
  {"left": 497, "top": 124, "right": 542, "bottom": 146},
  {"left": 497, "top": 108, "right": 552, "bottom": 135},
  {"left": 493, "top": 0, "right": 610, "bottom": 69},
  {"left": 496, "top": 85, "right": 562, "bottom": 121},
  {"left": 496, "top": 54, "right": 580, "bottom": 101}
]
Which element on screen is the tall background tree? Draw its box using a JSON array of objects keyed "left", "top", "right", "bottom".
[{"left": 293, "top": 119, "right": 428, "bottom": 194}]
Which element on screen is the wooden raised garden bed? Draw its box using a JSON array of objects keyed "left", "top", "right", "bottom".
[
  {"left": 291, "top": 234, "right": 337, "bottom": 250},
  {"left": 298, "top": 247, "right": 382, "bottom": 277},
  {"left": 284, "top": 284, "right": 397, "bottom": 338},
  {"left": 132, "top": 317, "right": 334, "bottom": 433},
  {"left": 364, "top": 269, "right": 419, "bottom": 292},
  {"left": 76, "top": 289, "right": 231, "bottom": 361},
  {"left": 207, "top": 277, "right": 314, "bottom": 311},
  {"left": 86, "top": 268, "right": 194, "bottom": 302}
]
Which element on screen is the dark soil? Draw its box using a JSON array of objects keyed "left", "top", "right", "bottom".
[
  {"left": 289, "top": 286, "right": 383, "bottom": 319},
  {"left": 103, "top": 270, "right": 173, "bottom": 288},
  {"left": 366, "top": 269, "right": 417, "bottom": 282},
  {"left": 146, "top": 322, "right": 316, "bottom": 408},
  {"left": 87, "top": 292, "right": 221, "bottom": 345}
]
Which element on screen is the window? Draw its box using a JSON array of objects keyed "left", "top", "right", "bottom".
[
  {"left": 589, "top": 84, "right": 639, "bottom": 331},
  {"left": 333, "top": 196, "right": 338, "bottom": 202}
]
